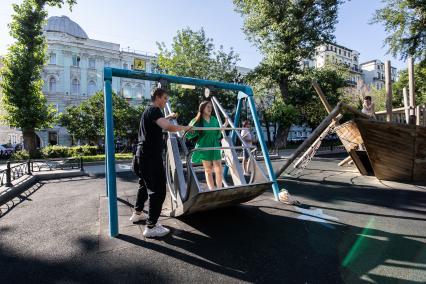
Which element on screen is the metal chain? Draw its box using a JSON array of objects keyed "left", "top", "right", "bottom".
[{"left": 289, "top": 124, "right": 336, "bottom": 175}]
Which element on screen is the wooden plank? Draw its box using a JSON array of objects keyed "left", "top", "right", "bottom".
[
  {"left": 275, "top": 103, "right": 344, "bottom": 176},
  {"left": 413, "top": 125, "right": 426, "bottom": 181},
  {"left": 355, "top": 119, "right": 416, "bottom": 181},
  {"left": 403, "top": 87, "right": 409, "bottom": 124},
  {"left": 312, "top": 80, "right": 333, "bottom": 113},
  {"left": 335, "top": 121, "right": 364, "bottom": 152},
  {"left": 385, "top": 60, "right": 393, "bottom": 122},
  {"left": 349, "top": 149, "right": 368, "bottom": 175},
  {"left": 338, "top": 156, "right": 352, "bottom": 167}
]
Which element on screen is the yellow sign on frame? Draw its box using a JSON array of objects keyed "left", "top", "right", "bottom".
[{"left": 133, "top": 58, "right": 146, "bottom": 70}]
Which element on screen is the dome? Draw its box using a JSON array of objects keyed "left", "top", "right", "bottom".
[{"left": 44, "top": 16, "right": 88, "bottom": 39}]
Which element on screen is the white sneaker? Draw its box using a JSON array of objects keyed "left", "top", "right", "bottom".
[
  {"left": 129, "top": 211, "right": 146, "bottom": 223},
  {"left": 143, "top": 223, "right": 170, "bottom": 238}
]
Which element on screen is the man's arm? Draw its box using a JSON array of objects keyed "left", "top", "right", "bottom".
[
  {"left": 156, "top": 117, "right": 191, "bottom": 132},
  {"left": 165, "top": 112, "right": 178, "bottom": 120}
]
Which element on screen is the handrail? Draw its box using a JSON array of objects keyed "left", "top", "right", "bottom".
[
  {"left": 189, "top": 126, "right": 249, "bottom": 131},
  {"left": 0, "top": 157, "right": 83, "bottom": 188}
]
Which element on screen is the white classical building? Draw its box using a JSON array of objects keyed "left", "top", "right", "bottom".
[
  {"left": 35, "top": 16, "right": 156, "bottom": 146},
  {"left": 304, "top": 43, "right": 363, "bottom": 85},
  {"left": 360, "top": 59, "right": 397, "bottom": 90}
]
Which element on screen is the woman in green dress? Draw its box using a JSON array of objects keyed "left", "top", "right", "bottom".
[{"left": 187, "top": 101, "right": 223, "bottom": 190}]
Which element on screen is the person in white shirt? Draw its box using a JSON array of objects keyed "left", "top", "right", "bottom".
[
  {"left": 362, "top": 96, "right": 376, "bottom": 119},
  {"left": 241, "top": 120, "right": 254, "bottom": 175}
]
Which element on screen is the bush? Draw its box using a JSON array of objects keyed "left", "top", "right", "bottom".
[
  {"left": 40, "top": 145, "right": 99, "bottom": 158},
  {"left": 41, "top": 145, "right": 71, "bottom": 158},
  {"left": 11, "top": 150, "right": 30, "bottom": 160},
  {"left": 69, "top": 145, "right": 98, "bottom": 156}
]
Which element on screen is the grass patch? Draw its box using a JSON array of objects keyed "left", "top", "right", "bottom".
[{"left": 77, "top": 153, "right": 133, "bottom": 162}]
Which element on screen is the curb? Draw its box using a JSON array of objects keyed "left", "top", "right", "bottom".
[{"left": 0, "top": 170, "right": 88, "bottom": 206}]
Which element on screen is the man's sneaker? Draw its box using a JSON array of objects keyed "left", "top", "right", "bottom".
[
  {"left": 129, "top": 212, "right": 146, "bottom": 223},
  {"left": 143, "top": 223, "right": 170, "bottom": 238}
]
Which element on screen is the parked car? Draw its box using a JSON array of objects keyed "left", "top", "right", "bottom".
[
  {"left": 0, "top": 145, "right": 13, "bottom": 156},
  {"left": 13, "top": 143, "right": 23, "bottom": 151}
]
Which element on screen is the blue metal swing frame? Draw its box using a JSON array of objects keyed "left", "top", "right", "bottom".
[{"left": 103, "top": 67, "right": 280, "bottom": 237}]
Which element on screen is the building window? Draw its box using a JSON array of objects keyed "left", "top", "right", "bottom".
[
  {"left": 338, "top": 49, "right": 341, "bottom": 55},
  {"left": 49, "top": 53, "right": 56, "bottom": 65},
  {"left": 343, "top": 51, "right": 346, "bottom": 56},
  {"left": 88, "top": 80, "right": 97, "bottom": 96},
  {"left": 49, "top": 77, "right": 56, "bottom": 93},
  {"left": 134, "top": 84, "right": 144, "bottom": 99},
  {"left": 123, "top": 83, "right": 132, "bottom": 98},
  {"left": 71, "top": 79, "right": 80, "bottom": 94},
  {"left": 89, "top": 58, "right": 96, "bottom": 69},
  {"left": 48, "top": 131, "right": 58, "bottom": 146},
  {"left": 72, "top": 55, "right": 80, "bottom": 67},
  {"left": 353, "top": 56, "right": 358, "bottom": 62}
]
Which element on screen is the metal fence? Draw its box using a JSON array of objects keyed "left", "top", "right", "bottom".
[{"left": 0, "top": 157, "right": 84, "bottom": 187}]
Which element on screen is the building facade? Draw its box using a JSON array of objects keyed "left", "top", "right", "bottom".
[
  {"left": 304, "top": 43, "right": 363, "bottom": 85},
  {"left": 360, "top": 59, "right": 397, "bottom": 90},
  {"left": 35, "top": 16, "right": 157, "bottom": 146}
]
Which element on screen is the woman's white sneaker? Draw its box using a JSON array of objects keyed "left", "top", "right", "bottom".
[
  {"left": 143, "top": 223, "right": 170, "bottom": 238},
  {"left": 129, "top": 212, "right": 146, "bottom": 223}
]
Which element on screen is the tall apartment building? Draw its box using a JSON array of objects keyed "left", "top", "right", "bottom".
[
  {"left": 359, "top": 60, "right": 397, "bottom": 90},
  {"left": 304, "top": 43, "right": 363, "bottom": 85}
]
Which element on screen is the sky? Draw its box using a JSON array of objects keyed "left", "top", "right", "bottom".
[{"left": 0, "top": 0, "right": 407, "bottom": 70}]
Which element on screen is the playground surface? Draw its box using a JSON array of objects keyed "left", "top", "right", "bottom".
[{"left": 0, "top": 156, "right": 425, "bottom": 283}]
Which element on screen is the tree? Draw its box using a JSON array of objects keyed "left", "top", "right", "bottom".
[
  {"left": 247, "top": 62, "right": 347, "bottom": 147},
  {"left": 291, "top": 64, "right": 348, "bottom": 127},
  {"left": 234, "top": 0, "right": 342, "bottom": 146},
  {"left": 392, "top": 64, "right": 426, "bottom": 105},
  {"left": 60, "top": 91, "right": 146, "bottom": 144},
  {"left": 155, "top": 28, "right": 240, "bottom": 123},
  {"left": 0, "top": 0, "right": 76, "bottom": 156},
  {"left": 372, "top": 0, "right": 426, "bottom": 65}
]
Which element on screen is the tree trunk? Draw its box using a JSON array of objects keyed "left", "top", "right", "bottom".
[
  {"left": 278, "top": 75, "right": 290, "bottom": 101},
  {"left": 263, "top": 111, "right": 272, "bottom": 147},
  {"left": 23, "top": 128, "right": 37, "bottom": 157},
  {"left": 275, "top": 75, "right": 291, "bottom": 148},
  {"left": 274, "top": 124, "right": 290, "bottom": 149}
]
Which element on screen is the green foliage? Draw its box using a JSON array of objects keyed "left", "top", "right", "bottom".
[
  {"left": 79, "top": 153, "right": 132, "bottom": 162},
  {"left": 69, "top": 145, "right": 98, "bottom": 156},
  {"left": 234, "top": 0, "right": 342, "bottom": 147},
  {"left": 59, "top": 91, "right": 146, "bottom": 143},
  {"left": 40, "top": 145, "right": 98, "bottom": 158},
  {"left": 392, "top": 64, "right": 426, "bottom": 105},
  {"left": 41, "top": 145, "right": 71, "bottom": 158},
  {"left": 266, "top": 98, "right": 297, "bottom": 128},
  {"left": 372, "top": 0, "right": 426, "bottom": 64},
  {"left": 0, "top": 0, "right": 76, "bottom": 155},
  {"left": 290, "top": 65, "right": 348, "bottom": 126},
  {"left": 234, "top": 0, "right": 341, "bottom": 98},
  {"left": 249, "top": 63, "right": 348, "bottom": 127},
  {"left": 11, "top": 150, "right": 30, "bottom": 160},
  {"left": 155, "top": 28, "right": 240, "bottom": 123}
]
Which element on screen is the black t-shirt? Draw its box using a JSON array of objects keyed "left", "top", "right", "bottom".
[{"left": 139, "top": 106, "right": 164, "bottom": 155}]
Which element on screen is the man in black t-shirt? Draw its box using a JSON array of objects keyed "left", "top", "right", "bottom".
[{"left": 130, "top": 88, "right": 191, "bottom": 238}]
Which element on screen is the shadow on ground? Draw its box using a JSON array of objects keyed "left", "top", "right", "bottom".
[{"left": 117, "top": 203, "right": 425, "bottom": 283}]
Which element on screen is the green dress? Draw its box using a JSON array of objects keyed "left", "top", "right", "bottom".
[{"left": 187, "top": 116, "right": 222, "bottom": 163}]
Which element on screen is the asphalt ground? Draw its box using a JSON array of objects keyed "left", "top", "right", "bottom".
[{"left": 0, "top": 156, "right": 425, "bottom": 283}]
